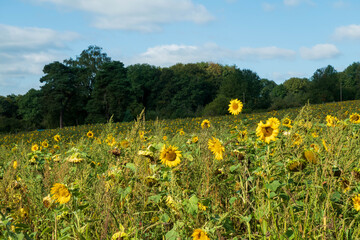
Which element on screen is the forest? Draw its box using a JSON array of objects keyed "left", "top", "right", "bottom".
[{"left": 0, "top": 45, "right": 359, "bottom": 133}]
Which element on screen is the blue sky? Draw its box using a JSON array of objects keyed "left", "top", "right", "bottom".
[{"left": 1, "top": 0, "right": 360, "bottom": 96}]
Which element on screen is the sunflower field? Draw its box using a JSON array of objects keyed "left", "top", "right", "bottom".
[{"left": 2, "top": 100, "right": 360, "bottom": 239}]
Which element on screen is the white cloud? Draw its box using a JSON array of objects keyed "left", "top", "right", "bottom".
[
  {"left": 283, "top": 0, "right": 314, "bottom": 6},
  {"left": 31, "top": 0, "right": 214, "bottom": 32},
  {"left": 0, "top": 24, "right": 79, "bottom": 95},
  {"left": 262, "top": 2, "right": 275, "bottom": 11},
  {"left": 300, "top": 44, "right": 340, "bottom": 60},
  {"left": 130, "top": 43, "right": 296, "bottom": 66},
  {"left": 333, "top": 24, "right": 360, "bottom": 40}
]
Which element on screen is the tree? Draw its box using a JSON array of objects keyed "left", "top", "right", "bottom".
[
  {"left": 17, "top": 89, "right": 43, "bottom": 129},
  {"left": 86, "top": 61, "right": 133, "bottom": 123},
  {"left": 40, "top": 61, "right": 78, "bottom": 128},
  {"left": 339, "top": 62, "right": 360, "bottom": 100},
  {"left": 310, "top": 65, "right": 339, "bottom": 103}
]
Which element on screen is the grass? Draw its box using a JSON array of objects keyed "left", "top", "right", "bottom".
[{"left": 1, "top": 101, "right": 360, "bottom": 239}]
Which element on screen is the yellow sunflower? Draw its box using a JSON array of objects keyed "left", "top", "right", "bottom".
[
  {"left": 42, "top": 141, "right": 49, "bottom": 148},
  {"left": 352, "top": 194, "right": 360, "bottom": 211},
  {"left": 208, "top": 137, "right": 225, "bottom": 160},
  {"left": 201, "top": 119, "right": 211, "bottom": 129},
  {"left": 54, "top": 134, "right": 61, "bottom": 142},
  {"left": 192, "top": 229, "right": 210, "bottom": 240},
  {"left": 326, "top": 115, "right": 338, "bottom": 127},
  {"left": 304, "top": 150, "right": 317, "bottom": 164},
  {"left": 350, "top": 113, "right": 360, "bottom": 124},
  {"left": 282, "top": 118, "right": 292, "bottom": 128},
  {"left": 160, "top": 145, "right": 182, "bottom": 167},
  {"left": 87, "top": 131, "right": 94, "bottom": 138},
  {"left": 13, "top": 160, "right": 18, "bottom": 169},
  {"left": 268, "top": 117, "right": 280, "bottom": 128},
  {"left": 51, "top": 183, "right": 71, "bottom": 204},
  {"left": 192, "top": 136, "right": 199, "bottom": 143},
  {"left": 163, "top": 136, "right": 168, "bottom": 141},
  {"left": 31, "top": 144, "right": 39, "bottom": 152},
  {"left": 256, "top": 120, "right": 279, "bottom": 144},
  {"left": 228, "top": 99, "right": 243, "bottom": 115}
]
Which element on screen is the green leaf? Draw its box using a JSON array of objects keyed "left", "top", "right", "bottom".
[
  {"left": 265, "top": 180, "right": 282, "bottom": 192},
  {"left": 230, "top": 164, "right": 240, "bottom": 172},
  {"left": 125, "top": 163, "right": 136, "bottom": 173},
  {"left": 148, "top": 194, "right": 162, "bottom": 203},
  {"left": 229, "top": 197, "right": 237, "bottom": 205},
  {"left": 160, "top": 213, "right": 170, "bottom": 223},
  {"left": 165, "top": 229, "right": 179, "bottom": 240}
]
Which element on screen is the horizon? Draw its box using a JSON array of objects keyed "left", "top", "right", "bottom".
[{"left": 1, "top": 0, "right": 360, "bottom": 96}]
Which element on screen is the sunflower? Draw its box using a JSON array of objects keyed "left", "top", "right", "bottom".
[
  {"left": 352, "top": 194, "right": 360, "bottom": 211},
  {"left": 326, "top": 115, "right": 338, "bottom": 127},
  {"left": 42, "top": 141, "right": 49, "bottom": 148},
  {"left": 268, "top": 117, "right": 280, "bottom": 128},
  {"left": 163, "top": 136, "right": 168, "bottom": 141},
  {"left": 54, "top": 134, "right": 61, "bottom": 142},
  {"left": 43, "top": 194, "right": 53, "bottom": 208},
  {"left": 66, "top": 152, "right": 84, "bottom": 163},
  {"left": 192, "top": 136, "right": 199, "bottom": 143},
  {"left": 31, "top": 144, "right": 39, "bottom": 152},
  {"left": 304, "top": 150, "right": 317, "bottom": 164},
  {"left": 287, "top": 159, "right": 306, "bottom": 172},
  {"left": 50, "top": 183, "right": 71, "bottom": 204},
  {"left": 291, "top": 133, "right": 302, "bottom": 146},
  {"left": 256, "top": 120, "right": 279, "bottom": 144},
  {"left": 198, "top": 202, "right": 207, "bottom": 211},
  {"left": 160, "top": 145, "right": 182, "bottom": 167},
  {"left": 208, "top": 137, "right": 225, "bottom": 160},
  {"left": 282, "top": 118, "right": 292, "bottom": 128},
  {"left": 192, "top": 229, "right": 210, "bottom": 240},
  {"left": 87, "top": 131, "right": 94, "bottom": 138},
  {"left": 228, "top": 99, "right": 243, "bottom": 115},
  {"left": 350, "top": 113, "right": 360, "bottom": 124},
  {"left": 120, "top": 140, "right": 130, "bottom": 148},
  {"left": 13, "top": 160, "right": 18, "bottom": 169},
  {"left": 201, "top": 119, "right": 211, "bottom": 129}
]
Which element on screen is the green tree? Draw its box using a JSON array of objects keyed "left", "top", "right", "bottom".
[
  {"left": 17, "top": 89, "right": 43, "bottom": 129},
  {"left": 310, "top": 65, "right": 339, "bottom": 103}
]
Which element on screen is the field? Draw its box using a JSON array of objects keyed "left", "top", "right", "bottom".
[{"left": 2, "top": 100, "right": 360, "bottom": 239}]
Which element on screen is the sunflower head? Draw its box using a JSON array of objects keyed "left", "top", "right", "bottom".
[
  {"left": 291, "top": 133, "right": 302, "bottom": 146},
  {"left": 268, "top": 117, "right": 280, "bottom": 128},
  {"left": 192, "top": 136, "right": 199, "bottom": 143},
  {"left": 228, "top": 99, "right": 243, "bottom": 115},
  {"left": 160, "top": 145, "right": 182, "bottom": 167},
  {"left": 192, "top": 229, "right": 210, "bottom": 240},
  {"left": 42, "top": 141, "right": 49, "bottom": 148},
  {"left": 208, "top": 137, "right": 225, "bottom": 160},
  {"left": 350, "top": 113, "right": 360, "bottom": 124},
  {"left": 43, "top": 194, "right": 53, "bottom": 208},
  {"left": 256, "top": 120, "right": 279, "bottom": 144},
  {"left": 51, "top": 183, "right": 71, "bottom": 204},
  {"left": 31, "top": 144, "right": 39, "bottom": 152},
  {"left": 287, "top": 159, "right": 306, "bottom": 172},
  {"left": 326, "top": 115, "right": 338, "bottom": 127},
  {"left": 304, "top": 150, "right": 317, "bottom": 164},
  {"left": 201, "top": 119, "right": 211, "bottom": 129},
  {"left": 282, "top": 118, "right": 292, "bottom": 128},
  {"left": 87, "top": 131, "right": 94, "bottom": 138},
  {"left": 54, "top": 134, "right": 61, "bottom": 142},
  {"left": 352, "top": 194, "right": 360, "bottom": 211}
]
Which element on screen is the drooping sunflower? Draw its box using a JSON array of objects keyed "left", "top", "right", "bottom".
[
  {"left": 31, "top": 144, "right": 39, "bottom": 152},
  {"left": 50, "top": 183, "right": 71, "bottom": 204},
  {"left": 256, "top": 120, "right": 279, "bottom": 144},
  {"left": 54, "top": 134, "right": 61, "bottom": 142},
  {"left": 228, "top": 99, "right": 243, "bottom": 115},
  {"left": 43, "top": 194, "right": 53, "bottom": 208},
  {"left": 350, "top": 113, "right": 360, "bottom": 124},
  {"left": 304, "top": 150, "right": 317, "bottom": 164},
  {"left": 201, "top": 119, "right": 211, "bottom": 129},
  {"left": 282, "top": 118, "right": 292, "bottom": 128},
  {"left": 87, "top": 131, "right": 94, "bottom": 138},
  {"left": 352, "top": 194, "right": 360, "bottom": 211},
  {"left": 208, "top": 137, "right": 225, "bottom": 160},
  {"left": 326, "top": 115, "right": 338, "bottom": 127},
  {"left": 192, "top": 229, "right": 210, "bottom": 240},
  {"left": 160, "top": 145, "right": 182, "bottom": 167}
]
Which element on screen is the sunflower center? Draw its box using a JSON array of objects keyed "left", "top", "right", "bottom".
[
  {"left": 263, "top": 127, "right": 273, "bottom": 137},
  {"left": 165, "top": 151, "right": 177, "bottom": 161},
  {"left": 232, "top": 103, "right": 238, "bottom": 110},
  {"left": 353, "top": 115, "right": 360, "bottom": 121}
]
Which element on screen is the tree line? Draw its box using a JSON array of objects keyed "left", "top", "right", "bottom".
[{"left": 1, "top": 45, "right": 360, "bottom": 133}]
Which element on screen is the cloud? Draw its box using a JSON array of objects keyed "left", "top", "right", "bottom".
[
  {"left": 283, "top": 0, "right": 314, "bottom": 6},
  {"left": 32, "top": 0, "right": 214, "bottom": 32},
  {"left": 130, "top": 43, "right": 296, "bottom": 66},
  {"left": 333, "top": 0, "right": 346, "bottom": 8},
  {"left": 333, "top": 24, "right": 360, "bottom": 40},
  {"left": 262, "top": 2, "right": 275, "bottom": 11},
  {"left": 0, "top": 24, "right": 79, "bottom": 95},
  {"left": 300, "top": 44, "right": 340, "bottom": 60}
]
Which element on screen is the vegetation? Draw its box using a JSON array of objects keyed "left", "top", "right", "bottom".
[
  {"left": 2, "top": 100, "right": 360, "bottom": 239},
  {"left": 1, "top": 45, "right": 360, "bottom": 133}
]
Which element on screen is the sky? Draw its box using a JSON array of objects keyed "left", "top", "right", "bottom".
[{"left": 1, "top": 0, "right": 360, "bottom": 96}]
